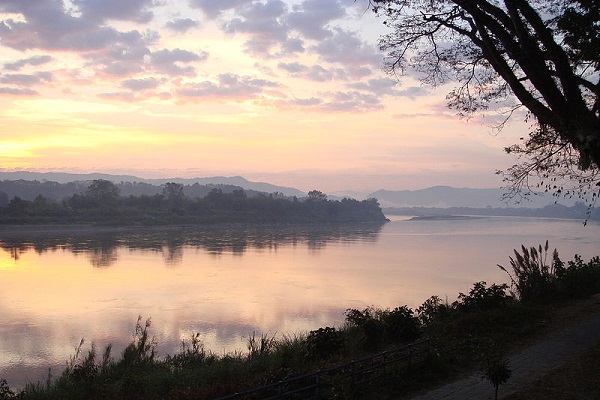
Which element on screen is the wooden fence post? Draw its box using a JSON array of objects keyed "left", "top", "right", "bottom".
[{"left": 315, "top": 373, "right": 321, "bottom": 398}]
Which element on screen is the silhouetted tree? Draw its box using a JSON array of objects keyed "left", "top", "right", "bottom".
[
  {"left": 0, "top": 191, "right": 8, "bottom": 207},
  {"left": 307, "top": 190, "right": 327, "bottom": 201},
  {"left": 4, "top": 196, "right": 28, "bottom": 216},
  {"left": 86, "top": 179, "right": 120, "bottom": 206},
  {"left": 205, "top": 188, "right": 224, "bottom": 201},
  {"left": 162, "top": 182, "right": 184, "bottom": 203},
  {"left": 371, "top": 0, "right": 599, "bottom": 203}
]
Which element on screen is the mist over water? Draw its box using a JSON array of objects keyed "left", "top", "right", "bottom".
[{"left": 1, "top": 217, "right": 599, "bottom": 388}]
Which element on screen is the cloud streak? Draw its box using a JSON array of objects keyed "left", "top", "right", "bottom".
[
  {"left": 165, "top": 18, "right": 200, "bottom": 33},
  {"left": 4, "top": 55, "right": 54, "bottom": 71},
  {"left": 176, "top": 73, "right": 280, "bottom": 101}
]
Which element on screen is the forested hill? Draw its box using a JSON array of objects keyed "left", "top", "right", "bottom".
[
  {"left": 0, "top": 180, "right": 387, "bottom": 226},
  {"left": 0, "top": 171, "right": 305, "bottom": 197},
  {"left": 0, "top": 178, "right": 251, "bottom": 202}
]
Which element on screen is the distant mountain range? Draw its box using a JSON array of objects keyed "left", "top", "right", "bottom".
[
  {"left": 367, "top": 186, "right": 575, "bottom": 208},
  {"left": 0, "top": 171, "right": 577, "bottom": 209},
  {"left": 0, "top": 171, "right": 305, "bottom": 198}
]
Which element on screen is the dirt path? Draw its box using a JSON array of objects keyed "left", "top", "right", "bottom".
[{"left": 407, "top": 294, "right": 600, "bottom": 400}]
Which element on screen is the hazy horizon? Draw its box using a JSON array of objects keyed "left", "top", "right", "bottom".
[{"left": 0, "top": 167, "right": 509, "bottom": 194}]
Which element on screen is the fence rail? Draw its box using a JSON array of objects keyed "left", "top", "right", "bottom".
[{"left": 213, "top": 339, "right": 430, "bottom": 400}]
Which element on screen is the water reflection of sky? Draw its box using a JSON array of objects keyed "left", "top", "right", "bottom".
[
  {"left": 0, "top": 223, "right": 387, "bottom": 387},
  {"left": 0, "top": 218, "right": 599, "bottom": 388}
]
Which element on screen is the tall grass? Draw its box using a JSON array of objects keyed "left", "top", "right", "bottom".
[
  {"left": 499, "top": 241, "right": 600, "bottom": 302},
  {"left": 498, "top": 240, "right": 559, "bottom": 303}
]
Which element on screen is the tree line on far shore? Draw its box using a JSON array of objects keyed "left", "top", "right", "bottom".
[{"left": 0, "top": 179, "right": 387, "bottom": 225}]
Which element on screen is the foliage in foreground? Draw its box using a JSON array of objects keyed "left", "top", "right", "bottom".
[
  {"left": 1, "top": 249, "right": 599, "bottom": 399},
  {"left": 482, "top": 355, "right": 512, "bottom": 400}
]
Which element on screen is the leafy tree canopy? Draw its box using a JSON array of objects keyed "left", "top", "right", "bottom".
[
  {"left": 162, "top": 182, "right": 185, "bottom": 202},
  {"left": 86, "top": 179, "right": 120, "bottom": 201},
  {"left": 308, "top": 190, "right": 328, "bottom": 201},
  {"left": 370, "top": 0, "right": 599, "bottom": 205}
]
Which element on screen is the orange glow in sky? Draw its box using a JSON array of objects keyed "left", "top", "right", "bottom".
[{"left": 0, "top": 0, "right": 525, "bottom": 192}]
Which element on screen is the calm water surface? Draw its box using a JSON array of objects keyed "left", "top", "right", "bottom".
[{"left": 0, "top": 216, "right": 599, "bottom": 387}]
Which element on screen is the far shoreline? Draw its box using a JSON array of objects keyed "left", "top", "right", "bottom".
[{"left": 0, "top": 220, "right": 389, "bottom": 236}]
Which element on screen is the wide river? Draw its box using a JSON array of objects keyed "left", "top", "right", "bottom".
[{"left": 1, "top": 216, "right": 599, "bottom": 388}]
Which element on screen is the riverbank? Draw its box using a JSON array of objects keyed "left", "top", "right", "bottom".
[
  {"left": 0, "top": 220, "right": 388, "bottom": 236},
  {"left": 3, "top": 277, "right": 600, "bottom": 399}
]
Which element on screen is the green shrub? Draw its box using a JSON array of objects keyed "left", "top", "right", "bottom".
[
  {"left": 0, "top": 379, "right": 15, "bottom": 400},
  {"left": 344, "top": 307, "right": 375, "bottom": 327},
  {"left": 556, "top": 255, "right": 600, "bottom": 298},
  {"left": 345, "top": 306, "right": 421, "bottom": 350},
  {"left": 306, "top": 327, "right": 343, "bottom": 359},
  {"left": 382, "top": 306, "right": 421, "bottom": 343},
  {"left": 417, "top": 295, "right": 451, "bottom": 326},
  {"left": 361, "top": 317, "right": 386, "bottom": 350},
  {"left": 454, "top": 281, "right": 511, "bottom": 311}
]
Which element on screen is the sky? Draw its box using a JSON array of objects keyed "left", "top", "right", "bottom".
[{"left": 0, "top": 0, "right": 528, "bottom": 193}]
